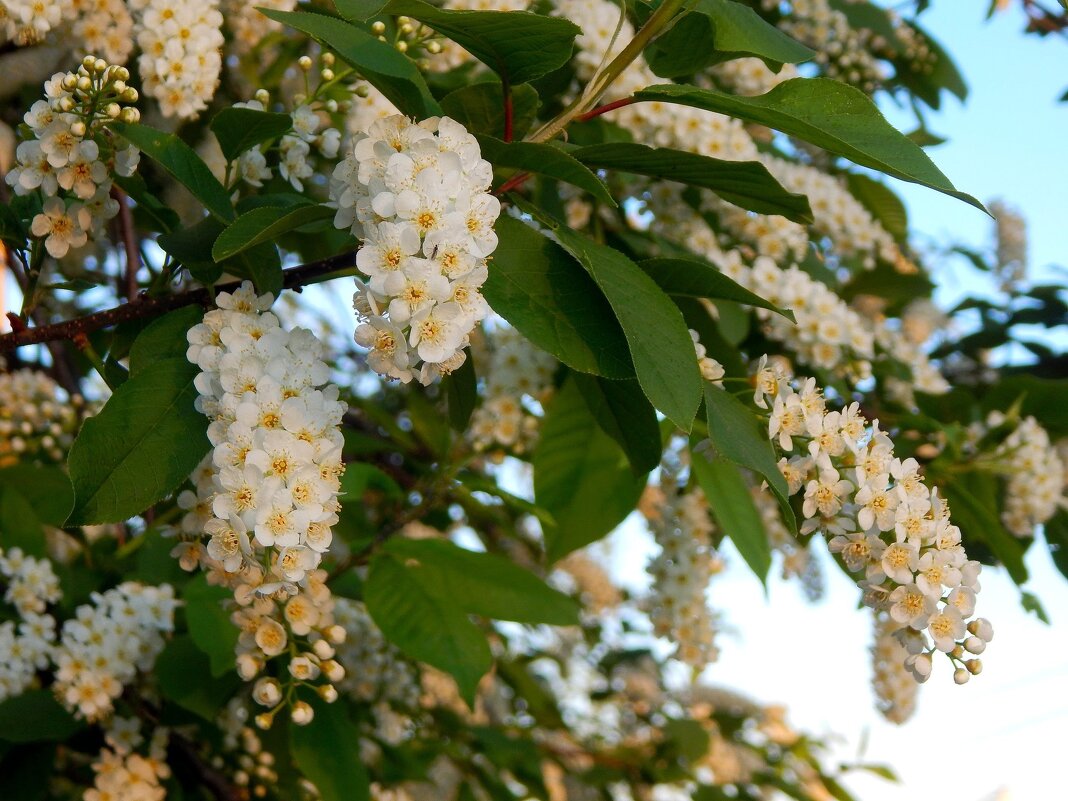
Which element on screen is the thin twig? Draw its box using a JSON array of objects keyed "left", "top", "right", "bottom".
[
  {"left": 0, "top": 250, "right": 358, "bottom": 353},
  {"left": 113, "top": 188, "right": 141, "bottom": 301}
]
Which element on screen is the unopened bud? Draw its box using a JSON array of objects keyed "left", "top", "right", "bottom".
[
  {"left": 320, "top": 68, "right": 335, "bottom": 81},
  {"left": 967, "top": 618, "right": 994, "bottom": 642},
  {"left": 252, "top": 677, "right": 282, "bottom": 706},
  {"left": 120, "top": 107, "right": 140, "bottom": 123},
  {"left": 964, "top": 636, "right": 986, "bottom": 655},
  {"left": 322, "top": 52, "right": 334, "bottom": 66},
  {"left": 298, "top": 55, "right": 313, "bottom": 70},
  {"left": 318, "top": 685, "right": 338, "bottom": 703},
  {"left": 950, "top": 645, "right": 964, "bottom": 660},
  {"left": 291, "top": 701, "right": 314, "bottom": 725},
  {"left": 312, "top": 639, "right": 335, "bottom": 660},
  {"left": 82, "top": 55, "right": 96, "bottom": 68},
  {"left": 325, "top": 624, "right": 346, "bottom": 644},
  {"left": 122, "top": 87, "right": 138, "bottom": 102},
  {"left": 371, "top": 21, "right": 386, "bottom": 34},
  {"left": 427, "top": 41, "right": 441, "bottom": 54},
  {"left": 113, "top": 80, "right": 126, "bottom": 93},
  {"left": 321, "top": 659, "right": 345, "bottom": 683},
  {"left": 400, "top": 22, "right": 413, "bottom": 34},
  {"left": 78, "top": 76, "right": 92, "bottom": 92},
  {"left": 396, "top": 15, "right": 410, "bottom": 24},
  {"left": 953, "top": 668, "right": 970, "bottom": 685},
  {"left": 94, "top": 58, "right": 107, "bottom": 73},
  {"left": 105, "top": 103, "right": 121, "bottom": 119},
  {"left": 116, "top": 66, "right": 130, "bottom": 81},
  {"left": 395, "top": 40, "right": 408, "bottom": 53},
  {"left": 965, "top": 658, "right": 983, "bottom": 675},
  {"left": 62, "top": 74, "right": 78, "bottom": 90},
  {"left": 70, "top": 121, "right": 86, "bottom": 138},
  {"left": 254, "top": 712, "right": 274, "bottom": 730}
]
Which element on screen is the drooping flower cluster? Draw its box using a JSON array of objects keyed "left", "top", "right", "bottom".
[
  {"left": 469, "top": 326, "right": 557, "bottom": 454},
  {"left": 870, "top": 612, "right": 918, "bottom": 724},
  {"left": 129, "top": 0, "right": 224, "bottom": 118},
  {"left": 331, "top": 114, "right": 498, "bottom": 385},
  {"left": 989, "top": 198, "right": 1028, "bottom": 287},
  {"left": 972, "top": 413, "right": 1067, "bottom": 537},
  {"left": 182, "top": 281, "right": 348, "bottom": 722},
  {"left": 709, "top": 57, "right": 798, "bottom": 97},
  {"left": 753, "top": 486, "right": 823, "bottom": 600},
  {"left": 53, "top": 582, "right": 176, "bottom": 720},
  {"left": 5, "top": 57, "right": 140, "bottom": 258},
  {"left": 0, "top": 548, "right": 60, "bottom": 701},
  {"left": 222, "top": 0, "right": 295, "bottom": 54},
  {"left": 215, "top": 698, "right": 280, "bottom": 794},
  {"left": 755, "top": 360, "right": 991, "bottom": 682},
  {"left": 0, "top": 368, "right": 85, "bottom": 466},
  {"left": 644, "top": 460, "right": 721, "bottom": 670},
  {"left": 85, "top": 727, "right": 170, "bottom": 801},
  {"left": 334, "top": 598, "right": 421, "bottom": 709}
]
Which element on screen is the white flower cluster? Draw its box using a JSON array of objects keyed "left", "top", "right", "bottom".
[
  {"left": 989, "top": 198, "right": 1028, "bottom": 287},
  {"left": 345, "top": 84, "right": 400, "bottom": 138},
  {"left": 130, "top": 0, "right": 224, "bottom": 118},
  {"left": 85, "top": 729, "right": 170, "bottom": 801},
  {"left": 228, "top": 94, "right": 341, "bottom": 192},
  {"left": 54, "top": 582, "right": 177, "bottom": 721},
  {"left": 182, "top": 282, "right": 348, "bottom": 722},
  {"left": 691, "top": 329, "right": 726, "bottom": 384},
  {"left": 5, "top": 57, "right": 140, "bottom": 259},
  {"left": 709, "top": 57, "right": 798, "bottom": 97},
  {"left": 870, "top": 612, "right": 918, "bottom": 724},
  {"left": 72, "top": 0, "right": 135, "bottom": 65},
  {"left": 763, "top": 0, "right": 884, "bottom": 93},
  {"left": 470, "top": 326, "right": 557, "bottom": 454},
  {"left": 978, "top": 414, "right": 1067, "bottom": 537},
  {"left": 756, "top": 361, "right": 991, "bottom": 682},
  {"left": 0, "top": 548, "right": 60, "bottom": 701},
  {"left": 334, "top": 598, "right": 421, "bottom": 709},
  {"left": 0, "top": 368, "right": 84, "bottom": 466},
  {"left": 332, "top": 114, "right": 498, "bottom": 385},
  {"left": 1, "top": 0, "right": 74, "bottom": 45},
  {"left": 752, "top": 486, "right": 823, "bottom": 600},
  {"left": 222, "top": 0, "right": 295, "bottom": 54},
  {"left": 644, "top": 465, "right": 721, "bottom": 670}
]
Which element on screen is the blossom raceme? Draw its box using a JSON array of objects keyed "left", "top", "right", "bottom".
[
  {"left": 53, "top": 582, "right": 177, "bottom": 721},
  {"left": 871, "top": 612, "right": 918, "bottom": 724},
  {"left": 330, "top": 113, "right": 498, "bottom": 385},
  {"left": 5, "top": 56, "right": 140, "bottom": 259},
  {"left": 0, "top": 367, "right": 84, "bottom": 466},
  {"left": 749, "top": 360, "right": 991, "bottom": 682},
  {"left": 179, "top": 281, "right": 348, "bottom": 723},
  {"left": 0, "top": 548, "right": 60, "bottom": 701}
]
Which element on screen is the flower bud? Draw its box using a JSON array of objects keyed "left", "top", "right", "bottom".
[
  {"left": 70, "top": 121, "right": 86, "bottom": 138},
  {"left": 321, "top": 659, "right": 345, "bottom": 683},
  {"left": 953, "top": 668, "right": 970, "bottom": 685},
  {"left": 427, "top": 41, "right": 441, "bottom": 54},
  {"left": 964, "top": 636, "right": 986, "bottom": 654},
  {"left": 254, "top": 712, "right": 274, "bottom": 730},
  {"left": 291, "top": 701, "right": 314, "bottom": 726},
  {"left": 116, "top": 67, "right": 130, "bottom": 81},
  {"left": 371, "top": 21, "right": 386, "bottom": 34},
  {"left": 321, "top": 68, "right": 335, "bottom": 81},
  {"left": 94, "top": 58, "right": 108, "bottom": 74},
  {"left": 395, "top": 40, "right": 408, "bottom": 53},
  {"left": 255, "top": 89, "right": 270, "bottom": 104},
  {"left": 113, "top": 80, "right": 126, "bottom": 93},
  {"left": 105, "top": 103, "right": 121, "bottom": 119},
  {"left": 120, "top": 108, "right": 140, "bottom": 123},
  {"left": 967, "top": 618, "right": 994, "bottom": 642},
  {"left": 237, "top": 653, "right": 263, "bottom": 680},
  {"left": 318, "top": 684, "right": 338, "bottom": 703},
  {"left": 62, "top": 74, "right": 78, "bottom": 90},
  {"left": 83, "top": 55, "right": 97, "bottom": 68},
  {"left": 298, "top": 55, "right": 313, "bottom": 70},
  {"left": 322, "top": 52, "right": 335, "bottom": 66},
  {"left": 78, "top": 76, "right": 92, "bottom": 92},
  {"left": 312, "top": 639, "right": 335, "bottom": 660},
  {"left": 400, "top": 22, "right": 413, "bottom": 34},
  {"left": 325, "top": 624, "right": 346, "bottom": 644},
  {"left": 965, "top": 658, "right": 982, "bottom": 675}
]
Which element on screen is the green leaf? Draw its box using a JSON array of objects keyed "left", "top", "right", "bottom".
[
  {"left": 545, "top": 224, "right": 703, "bottom": 430},
  {"left": 210, "top": 107, "right": 293, "bottom": 162},
  {"left": 535, "top": 379, "right": 648, "bottom": 562},
  {"left": 365, "top": 554, "right": 492, "bottom": 704},
  {"left": 846, "top": 173, "right": 908, "bottom": 241},
  {"left": 1020, "top": 590, "right": 1050, "bottom": 624},
  {"left": 334, "top": 0, "right": 388, "bottom": 20},
  {"left": 634, "top": 80, "right": 985, "bottom": 211},
  {"left": 290, "top": 701, "right": 371, "bottom": 801},
  {"left": 647, "top": 0, "right": 814, "bottom": 77},
  {"left": 638, "top": 256, "right": 794, "bottom": 320},
  {"left": 212, "top": 204, "right": 334, "bottom": 261},
  {"left": 440, "top": 82, "right": 540, "bottom": 140},
  {"left": 485, "top": 215, "right": 633, "bottom": 379},
  {"left": 0, "top": 691, "right": 84, "bottom": 743},
  {"left": 382, "top": 0, "right": 580, "bottom": 84},
  {"left": 943, "top": 473, "right": 1027, "bottom": 585},
  {"left": 690, "top": 448, "right": 770, "bottom": 583},
  {"left": 114, "top": 174, "right": 180, "bottom": 233},
  {"left": 662, "top": 718, "right": 712, "bottom": 763},
  {"left": 702, "top": 385, "right": 797, "bottom": 534},
  {"left": 156, "top": 636, "right": 242, "bottom": 720},
  {"left": 109, "top": 122, "right": 234, "bottom": 221},
  {"left": 157, "top": 216, "right": 226, "bottom": 284},
  {"left": 572, "top": 373, "right": 661, "bottom": 475},
  {"left": 67, "top": 358, "right": 210, "bottom": 525},
  {"left": 476, "top": 136, "right": 614, "bottom": 206},
  {"left": 572, "top": 142, "right": 812, "bottom": 222},
  {"left": 261, "top": 9, "right": 440, "bottom": 118},
  {"left": 1046, "top": 508, "right": 1068, "bottom": 582},
  {"left": 0, "top": 486, "right": 44, "bottom": 556},
  {"left": 183, "top": 576, "right": 239, "bottom": 678},
  {"left": 128, "top": 306, "right": 204, "bottom": 376},
  {"left": 383, "top": 537, "right": 580, "bottom": 625},
  {"left": 0, "top": 465, "right": 73, "bottom": 527},
  {"left": 444, "top": 348, "right": 477, "bottom": 432}
]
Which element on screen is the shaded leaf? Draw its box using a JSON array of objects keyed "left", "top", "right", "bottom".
[
  {"left": 67, "top": 358, "right": 210, "bottom": 525},
  {"left": 0, "top": 465, "right": 73, "bottom": 527},
  {"left": 128, "top": 306, "right": 204, "bottom": 376},
  {"left": 634, "top": 80, "right": 984, "bottom": 210},
  {"left": 476, "top": 135, "right": 614, "bottom": 206},
  {"left": 210, "top": 107, "right": 293, "bottom": 162},
  {"left": 638, "top": 256, "right": 794, "bottom": 320},
  {"left": 212, "top": 204, "right": 334, "bottom": 261},
  {"left": 184, "top": 576, "right": 240, "bottom": 678},
  {"left": 290, "top": 700, "right": 371, "bottom": 801},
  {"left": 444, "top": 348, "right": 477, "bottom": 432},
  {"left": 0, "top": 691, "right": 83, "bottom": 743},
  {"left": 572, "top": 372, "right": 661, "bottom": 475},
  {"left": 440, "top": 82, "right": 540, "bottom": 140}
]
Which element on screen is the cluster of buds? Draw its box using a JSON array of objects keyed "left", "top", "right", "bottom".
[
  {"left": 0, "top": 368, "right": 85, "bottom": 466},
  {"left": 6, "top": 56, "right": 140, "bottom": 258}
]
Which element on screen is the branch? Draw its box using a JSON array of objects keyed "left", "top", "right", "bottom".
[
  {"left": 168, "top": 731, "right": 243, "bottom": 801},
  {"left": 0, "top": 250, "right": 357, "bottom": 353},
  {"left": 113, "top": 188, "right": 140, "bottom": 302}
]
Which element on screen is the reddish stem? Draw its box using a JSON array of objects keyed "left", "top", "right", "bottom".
[
  {"left": 112, "top": 187, "right": 140, "bottom": 301},
  {"left": 577, "top": 97, "right": 634, "bottom": 122},
  {"left": 494, "top": 171, "right": 532, "bottom": 197},
  {"left": 502, "top": 78, "right": 514, "bottom": 142}
]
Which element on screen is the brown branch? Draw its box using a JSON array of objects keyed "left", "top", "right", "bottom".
[
  {"left": 0, "top": 250, "right": 358, "bottom": 353},
  {"left": 113, "top": 188, "right": 140, "bottom": 302},
  {"left": 168, "top": 731, "right": 243, "bottom": 801}
]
